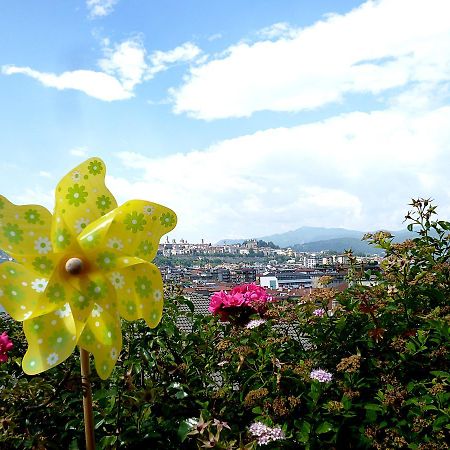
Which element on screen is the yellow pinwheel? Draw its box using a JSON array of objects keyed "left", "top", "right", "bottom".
[{"left": 0, "top": 157, "right": 176, "bottom": 379}]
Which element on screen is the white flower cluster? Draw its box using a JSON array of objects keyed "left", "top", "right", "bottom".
[
  {"left": 246, "top": 319, "right": 266, "bottom": 329},
  {"left": 249, "top": 422, "right": 285, "bottom": 446},
  {"left": 310, "top": 368, "right": 333, "bottom": 383}
]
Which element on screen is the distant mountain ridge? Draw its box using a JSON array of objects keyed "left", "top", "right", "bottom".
[
  {"left": 293, "top": 237, "right": 383, "bottom": 255},
  {"left": 217, "top": 226, "right": 417, "bottom": 254}
]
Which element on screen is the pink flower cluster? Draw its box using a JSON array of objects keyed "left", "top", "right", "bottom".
[
  {"left": 249, "top": 421, "right": 285, "bottom": 446},
  {"left": 0, "top": 332, "right": 13, "bottom": 363},
  {"left": 209, "top": 283, "right": 271, "bottom": 320}
]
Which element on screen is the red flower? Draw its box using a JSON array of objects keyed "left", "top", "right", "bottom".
[{"left": 0, "top": 332, "right": 13, "bottom": 363}]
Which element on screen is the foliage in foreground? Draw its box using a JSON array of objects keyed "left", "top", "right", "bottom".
[{"left": 0, "top": 199, "right": 449, "bottom": 449}]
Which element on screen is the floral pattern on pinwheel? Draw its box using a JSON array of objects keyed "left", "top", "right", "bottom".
[{"left": 0, "top": 157, "right": 176, "bottom": 379}]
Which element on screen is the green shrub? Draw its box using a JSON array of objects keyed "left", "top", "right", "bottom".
[{"left": 0, "top": 198, "right": 449, "bottom": 449}]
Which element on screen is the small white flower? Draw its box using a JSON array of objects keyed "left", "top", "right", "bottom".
[
  {"left": 246, "top": 319, "right": 266, "bottom": 329},
  {"left": 110, "top": 347, "right": 118, "bottom": 360},
  {"left": 55, "top": 303, "right": 71, "bottom": 318},
  {"left": 153, "top": 290, "right": 162, "bottom": 302},
  {"left": 91, "top": 304, "right": 104, "bottom": 318},
  {"left": 143, "top": 204, "right": 154, "bottom": 215},
  {"left": 31, "top": 278, "right": 48, "bottom": 293},
  {"left": 107, "top": 237, "right": 123, "bottom": 250},
  {"left": 74, "top": 217, "right": 90, "bottom": 234},
  {"left": 186, "top": 417, "right": 198, "bottom": 428},
  {"left": 109, "top": 272, "right": 125, "bottom": 289},
  {"left": 34, "top": 237, "right": 52, "bottom": 254},
  {"left": 47, "top": 352, "right": 59, "bottom": 366}
]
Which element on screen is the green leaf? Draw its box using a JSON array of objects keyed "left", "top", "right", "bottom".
[
  {"left": 316, "top": 421, "right": 333, "bottom": 434},
  {"left": 175, "top": 390, "right": 188, "bottom": 399},
  {"left": 177, "top": 421, "right": 192, "bottom": 442},
  {"left": 364, "top": 404, "right": 382, "bottom": 411},
  {"left": 99, "top": 435, "right": 117, "bottom": 447},
  {"left": 252, "top": 406, "right": 262, "bottom": 414},
  {"left": 295, "top": 421, "right": 311, "bottom": 443},
  {"left": 430, "top": 371, "right": 449, "bottom": 379}
]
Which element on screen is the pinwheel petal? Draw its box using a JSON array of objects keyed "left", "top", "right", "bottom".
[
  {"left": 78, "top": 306, "right": 122, "bottom": 380},
  {"left": 0, "top": 261, "right": 62, "bottom": 321},
  {"left": 22, "top": 306, "right": 77, "bottom": 375},
  {"left": 110, "top": 261, "right": 165, "bottom": 328},
  {"left": 77, "top": 200, "right": 176, "bottom": 264},
  {"left": 52, "top": 157, "right": 117, "bottom": 254},
  {"left": 0, "top": 195, "right": 53, "bottom": 263}
]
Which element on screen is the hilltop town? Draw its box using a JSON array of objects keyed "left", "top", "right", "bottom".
[
  {"left": 0, "top": 237, "right": 383, "bottom": 314},
  {"left": 157, "top": 238, "right": 383, "bottom": 314}
]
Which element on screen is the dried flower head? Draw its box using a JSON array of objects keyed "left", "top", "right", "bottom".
[{"left": 336, "top": 355, "right": 361, "bottom": 373}]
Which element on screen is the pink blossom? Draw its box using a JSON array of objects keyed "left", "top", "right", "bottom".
[
  {"left": 0, "top": 332, "right": 13, "bottom": 363},
  {"left": 231, "top": 283, "right": 270, "bottom": 305},
  {"left": 209, "top": 283, "right": 271, "bottom": 320},
  {"left": 208, "top": 291, "right": 229, "bottom": 314}
]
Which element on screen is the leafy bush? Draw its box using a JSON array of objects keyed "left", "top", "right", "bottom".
[{"left": 0, "top": 198, "right": 449, "bottom": 449}]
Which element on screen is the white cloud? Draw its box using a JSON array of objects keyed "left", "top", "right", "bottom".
[
  {"left": 108, "top": 106, "right": 450, "bottom": 242},
  {"left": 70, "top": 147, "right": 89, "bottom": 157},
  {"left": 38, "top": 171, "right": 52, "bottom": 178},
  {"left": 256, "top": 22, "right": 297, "bottom": 40},
  {"left": 171, "top": 0, "right": 450, "bottom": 119},
  {"left": 2, "top": 38, "right": 201, "bottom": 101},
  {"left": 1, "top": 65, "right": 131, "bottom": 101},
  {"left": 87, "top": 0, "right": 118, "bottom": 18},
  {"left": 148, "top": 42, "right": 202, "bottom": 77},
  {"left": 207, "top": 33, "right": 223, "bottom": 42},
  {"left": 99, "top": 39, "right": 148, "bottom": 91},
  {"left": 14, "top": 188, "right": 54, "bottom": 212}
]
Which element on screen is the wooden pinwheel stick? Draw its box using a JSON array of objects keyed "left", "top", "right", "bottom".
[
  {"left": 80, "top": 347, "right": 95, "bottom": 450},
  {"left": 65, "top": 258, "right": 95, "bottom": 449}
]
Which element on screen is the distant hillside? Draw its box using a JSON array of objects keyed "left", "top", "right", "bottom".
[
  {"left": 218, "top": 226, "right": 417, "bottom": 249},
  {"left": 259, "top": 226, "right": 364, "bottom": 247},
  {"left": 293, "top": 237, "right": 384, "bottom": 255}
]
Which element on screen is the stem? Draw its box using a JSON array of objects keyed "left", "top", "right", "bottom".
[{"left": 80, "top": 348, "right": 95, "bottom": 450}]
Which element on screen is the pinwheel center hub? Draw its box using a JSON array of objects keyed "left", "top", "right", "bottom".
[{"left": 65, "top": 257, "right": 84, "bottom": 275}]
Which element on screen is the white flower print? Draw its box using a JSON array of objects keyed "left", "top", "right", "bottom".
[
  {"left": 110, "top": 347, "right": 118, "bottom": 360},
  {"left": 107, "top": 237, "right": 123, "bottom": 251},
  {"left": 47, "top": 353, "right": 59, "bottom": 366},
  {"left": 34, "top": 237, "right": 52, "bottom": 254},
  {"left": 109, "top": 272, "right": 125, "bottom": 289},
  {"left": 31, "top": 278, "right": 48, "bottom": 293},
  {"left": 55, "top": 303, "right": 71, "bottom": 318},
  {"left": 75, "top": 217, "right": 90, "bottom": 234},
  {"left": 143, "top": 204, "right": 154, "bottom": 215},
  {"left": 91, "top": 304, "right": 104, "bottom": 318},
  {"left": 71, "top": 171, "right": 82, "bottom": 182},
  {"left": 153, "top": 290, "right": 162, "bottom": 302}
]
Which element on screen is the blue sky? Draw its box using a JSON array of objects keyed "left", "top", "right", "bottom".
[{"left": 1, "top": 0, "right": 450, "bottom": 243}]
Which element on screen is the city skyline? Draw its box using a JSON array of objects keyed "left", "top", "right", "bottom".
[{"left": 1, "top": 0, "right": 450, "bottom": 243}]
